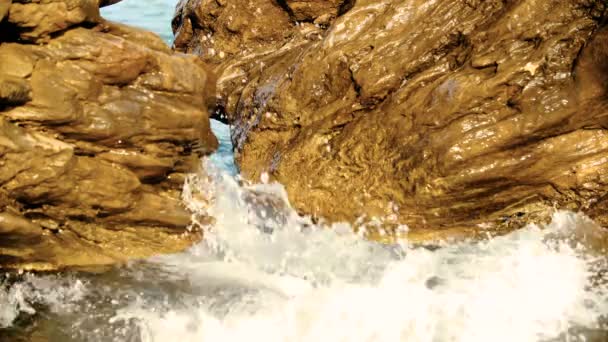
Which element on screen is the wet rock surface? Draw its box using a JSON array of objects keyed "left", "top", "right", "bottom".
[
  {"left": 174, "top": 0, "right": 608, "bottom": 240},
  {"left": 0, "top": 0, "right": 217, "bottom": 270}
]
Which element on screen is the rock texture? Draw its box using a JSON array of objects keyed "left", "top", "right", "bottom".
[
  {"left": 174, "top": 0, "right": 608, "bottom": 240},
  {"left": 0, "top": 0, "right": 217, "bottom": 270}
]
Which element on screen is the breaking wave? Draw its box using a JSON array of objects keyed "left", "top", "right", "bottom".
[{"left": 1, "top": 156, "right": 607, "bottom": 341}]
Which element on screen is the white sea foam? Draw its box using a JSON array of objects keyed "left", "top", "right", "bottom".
[
  {"left": 106, "top": 161, "right": 607, "bottom": 342},
  {"left": 2, "top": 160, "right": 607, "bottom": 341},
  {"left": 0, "top": 274, "right": 88, "bottom": 328}
]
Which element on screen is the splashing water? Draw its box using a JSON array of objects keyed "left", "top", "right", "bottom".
[
  {"left": 208, "top": 120, "right": 238, "bottom": 176},
  {"left": 1, "top": 2, "right": 607, "bottom": 341},
  {"left": 1, "top": 158, "right": 607, "bottom": 341}
]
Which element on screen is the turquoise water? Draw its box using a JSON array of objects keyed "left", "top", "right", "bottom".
[
  {"left": 101, "top": 0, "right": 177, "bottom": 44},
  {"left": 209, "top": 120, "right": 239, "bottom": 176}
]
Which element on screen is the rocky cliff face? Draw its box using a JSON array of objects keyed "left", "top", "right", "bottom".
[
  {"left": 174, "top": 0, "right": 608, "bottom": 241},
  {"left": 0, "top": 0, "right": 217, "bottom": 270}
]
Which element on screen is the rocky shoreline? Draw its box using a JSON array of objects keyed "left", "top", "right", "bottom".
[
  {"left": 174, "top": 0, "right": 608, "bottom": 241},
  {"left": 1, "top": 0, "right": 607, "bottom": 270},
  {"left": 0, "top": 0, "right": 217, "bottom": 270}
]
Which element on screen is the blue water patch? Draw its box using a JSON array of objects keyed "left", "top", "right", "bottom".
[
  {"left": 101, "top": 0, "right": 177, "bottom": 44},
  {"left": 101, "top": 0, "right": 237, "bottom": 175},
  {"left": 210, "top": 120, "right": 239, "bottom": 176}
]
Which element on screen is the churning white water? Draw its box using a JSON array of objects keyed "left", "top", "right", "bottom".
[
  {"left": 1, "top": 2, "right": 607, "bottom": 341},
  {"left": 1, "top": 158, "right": 608, "bottom": 341}
]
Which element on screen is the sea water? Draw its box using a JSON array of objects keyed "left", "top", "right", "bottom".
[{"left": 1, "top": 1, "right": 607, "bottom": 341}]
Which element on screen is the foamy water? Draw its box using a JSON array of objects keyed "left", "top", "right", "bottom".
[
  {"left": 1, "top": 1, "right": 607, "bottom": 341},
  {"left": 1, "top": 160, "right": 607, "bottom": 341}
]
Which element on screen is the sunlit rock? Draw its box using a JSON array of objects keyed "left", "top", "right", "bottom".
[
  {"left": 174, "top": 0, "right": 608, "bottom": 240},
  {"left": 0, "top": 0, "right": 217, "bottom": 270}
]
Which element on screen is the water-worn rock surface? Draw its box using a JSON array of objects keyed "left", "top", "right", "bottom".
[
  {"left": 0, "top": 0, "right": 217, "bottom": 270},
  {"left": 174, "top": 0, "right": 608, "bottom": 240}
]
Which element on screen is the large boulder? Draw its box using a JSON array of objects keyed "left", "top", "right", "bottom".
[
  {"left": 0, "top": 0, "right": 217, "bottom": 270},
  {"left": 174, "top": 0, "right": 608, "bottom": 241}
]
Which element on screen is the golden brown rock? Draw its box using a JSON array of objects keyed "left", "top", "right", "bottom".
[
  {"left": 0, "top": 1, "right": 217, "bottom": 270},
  {"left": 0, "top": 0, "right": 10, "bottom": 22},
  {"left": 7, "top": 0, "right": 101, "bottom": 42},
  {"left": 175, "top": 0, "right": 608, "bottom": 240},
  {"left": 285, "top": 0, "right": 353, "bottom": 22}
]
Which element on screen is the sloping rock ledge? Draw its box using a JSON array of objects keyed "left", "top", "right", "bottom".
[
  {"left": 173, "top": 0, "right": 608, "bottom": 242},
  {"left": 0, "top": 0, "right": 217, "bottom": 270}
]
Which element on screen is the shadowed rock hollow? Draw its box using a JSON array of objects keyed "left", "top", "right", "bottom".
[
  {"left": 173, "top": 0, "right": 608, "bottom": 240},
  {"left": 0, "top": 0, "right": 217, "bottom": 270}
]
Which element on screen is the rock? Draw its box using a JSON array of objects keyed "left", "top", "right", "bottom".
[
  {"left": 0, "top": 0, "right": 10, "bottom": 22},
  {"left": 0, "top": 0, "right": 217, "bottom": 270},
  {"left": 99, "top": 0, "right": 122, "bottom": 7},
  {"left": 174, "top": 0, "right": 608, "bottom": 241},
  {"left": 285, "top": 0, "right": 350, "bottom": 22},
  {"left": 7, "top": 0, "right": 101, "bottom": 42},
  {"left": 0, "top": 75, "right": 30, "bottom": 106}
]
